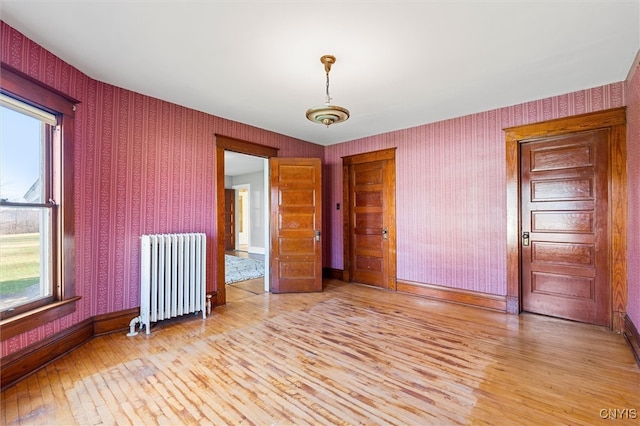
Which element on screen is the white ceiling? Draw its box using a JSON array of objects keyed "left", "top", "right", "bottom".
[{"left": 1, "top": 1, "right": 638, "bottom": 147}]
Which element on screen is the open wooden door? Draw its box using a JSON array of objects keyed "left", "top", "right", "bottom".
[
  {"left": 270, "top": 158, "right": 322, "bottom": 293},
  {"left": 224, "top": 189, "right": 235, "bottom": 251}
]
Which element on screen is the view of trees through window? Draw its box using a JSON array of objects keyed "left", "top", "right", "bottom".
[{"left": 0, "top": 102, "right": 54, "bottom": 313}]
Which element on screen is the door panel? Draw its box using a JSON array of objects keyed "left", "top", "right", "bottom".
[
  {"left": 270, "top": 158, "right": 322, "bottom": 293},
  {"left": 347, "top": 158, "right": 391, "bottom": 288},
  {"left": 521, "top": 130, "right": 610, "bottom": 326},
  {"left": 224, "top": 189, "right": 235, "bottom": 251}
]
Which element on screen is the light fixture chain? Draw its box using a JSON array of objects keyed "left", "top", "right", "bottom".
[{"left": 325, "top": 71, "right": 332, "bottom": 104}]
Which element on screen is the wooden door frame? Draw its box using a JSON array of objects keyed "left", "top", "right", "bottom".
[
  {"left": 504, "top": 107, "right": 627, "bottom": 331},
  {"left": 342, "top": 148, "right": 397, "bottom": 289},
  {"left": 215, "top": 135, "right": 278, "bottom": 306}
]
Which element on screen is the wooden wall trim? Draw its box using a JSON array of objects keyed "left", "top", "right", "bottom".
[
  {"left": 1, "top": 62, "right": 78, "bottom": 339},
  {"left": 93, "top": 307, "right": 139, "bottom": 336},
  {"left": 503, "top": 108, "right": 626, "bottom": 140},
  {"left": 0, "top": 318, "right": 93, "bottom": 391},
  {"left": 1, "top": 303, "right": 220, "bottom": 390},
  {"left": 215, "top": 134, "right": 279, "bottom": 157},
  {"left": 3, "top": 292, "right": 632, "bottom": 392},
  {"left": 342, "top": 147, "right": 397, "bottom": 165},
  {"left": 0, "top": 296, "right": 81, "bottom": 341},
  {"left": 623, "top": 315, "right": 640, "bottom": 367},
  {"left": 609, "top": 122, "right": 628, "bottom": 332},
  {"left": 0, "top": 63, "right": 79, "bottom": 115},
  {"left": 214, "top": 136, "right": 279, "bottom": 306},
  {"left": 397, "top": 280, "right": 507, "bottom": 312},
  {"left": 215, "top": 145, "right": 227, "bottom": 307},
  {"left": 504, "top": 107, "right": 627, "bottom": 331}
]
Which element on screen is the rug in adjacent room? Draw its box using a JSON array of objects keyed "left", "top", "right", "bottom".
[{"left": 225, "top": 255, "right": 265, "bottom": 284}]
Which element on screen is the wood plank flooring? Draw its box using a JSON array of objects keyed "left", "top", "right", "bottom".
[
  {"left": 226, "top": 278, "right": 266, "bottom": 302},
  {"left": 2, "top": 279, "right": 639, "bottom": 425}
]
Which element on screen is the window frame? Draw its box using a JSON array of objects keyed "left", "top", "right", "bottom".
[
  {"left": 0, "top": 63, "right": 80, "bottom": 341},
  {"left": 0, "top": 105, "right": 56, "bottom": 317}
]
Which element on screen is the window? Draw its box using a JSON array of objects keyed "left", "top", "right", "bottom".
[
  {"left": 1, "top": 95, "right": 57, "bottom": 317},
  {"left": 0, "top": 63, "right": 79, "bottom": 340}
]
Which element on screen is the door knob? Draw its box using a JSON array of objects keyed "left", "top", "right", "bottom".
[
  {"left": 522, "top": 232, "right": 530, "bottom": 246},
  {"left": 382, "top": 228, "right": 388, "bottom": 240},
  {"left": 315, "top": 230, "right": 321, "bottom": 241}
]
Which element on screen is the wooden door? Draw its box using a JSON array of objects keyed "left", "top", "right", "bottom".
[
  {"left": 224, "top": 189, "right": 235, "bottom": 251},
  {"left": 343, "top": 149, "right": 396, "bottom": 289},
  {"left": 521, "top": 130, "right": 610, "bottom": 326},
  {"left": 270, "top": 158, "right": 322, "bottom": 293}
]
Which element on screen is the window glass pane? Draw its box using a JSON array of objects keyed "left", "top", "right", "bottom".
[
  {"left": 0, "top": 100, "right": 53, "bottom": 314},
  {"left": 0, "top": 105, "right": 46, "bottom": 203},
  {"left": 0, "top": 206, "right": 52, "bottom": 312}
]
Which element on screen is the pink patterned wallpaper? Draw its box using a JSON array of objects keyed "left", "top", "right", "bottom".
[
  {"left": 626, "top": 57, "right": 640, "bottom": 328},
  {"left": 324, "top": 84, "right": 626, "bottom": 296},
  {"left": 0, "top": 22, "right": 322, "bottom": 357},
  {"left": 1, "top": 20, "right": 637, "bottom": 358}
]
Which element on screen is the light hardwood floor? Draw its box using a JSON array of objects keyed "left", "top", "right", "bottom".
[
  {"left": 226, "top": 278, "right": 266, "bottom": 302},
  {"left": 2, "top": 280, "right": 639, "bottom": 425}
]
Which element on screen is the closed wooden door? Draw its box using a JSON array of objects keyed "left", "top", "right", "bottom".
[
  {"left": 270, "top": 158, "right": 322, "bottom": 293},
  {"left": 343, "top": 149, "right": 396, "bottom": 289},
  {"left": 224, "top": 189, "right": 235, "bottom": 251},
  {"left": 521, "top": 130, "right": 610, "bottom": 326}
]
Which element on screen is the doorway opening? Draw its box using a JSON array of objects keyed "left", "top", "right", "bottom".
[
  {"left": 224, "top": 152, "right": 269, "bottom": 300},
  {"left": 215, "top": 135, "right": 279, "bottom": 306}
]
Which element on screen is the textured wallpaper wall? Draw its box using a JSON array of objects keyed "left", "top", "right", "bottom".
[
  {"left": 0, "top": 22, "right": 323, "bottom": 357},
  {"left": 626, "top": 58, "right": 640, "bottom": 328},
  {"left": 1, "top": 20, "right": 637, "bottom": 359},
  {"left": 324, "top": 84, "right": 626, "bottom": 296}
]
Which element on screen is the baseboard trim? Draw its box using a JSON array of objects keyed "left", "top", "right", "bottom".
[
  {"left": 1, "top": 301, "right": 222, "bottom": 391},
  {"left": 322, "top": 267, "right": 343, "bottom": 280},
  {"left": 0, "top": 318, "right": 93, "bottom": 391},
  {"left": 623, "top": 314, "right": 640, "bottom": 367},
  {"left": 397, "top": 280, "right": 507, "bottom": 312},
  {"left": 93, "top": 307, "right": 140, "bottom": 336}
]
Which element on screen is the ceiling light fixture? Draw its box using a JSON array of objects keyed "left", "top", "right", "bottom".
[{"left": 306, "top": 55, "right": 350, "bottom": 127}]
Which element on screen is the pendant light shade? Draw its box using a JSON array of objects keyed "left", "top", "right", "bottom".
[{"left": 306, "top": 55, "right": 350, "bottom": 127}]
